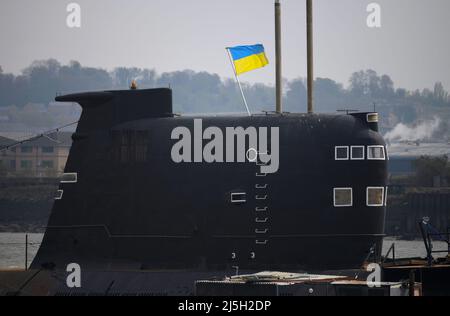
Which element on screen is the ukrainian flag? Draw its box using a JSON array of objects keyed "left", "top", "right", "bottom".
[{"left": 228, "top": 44, "right": 269, "bottom": 75}]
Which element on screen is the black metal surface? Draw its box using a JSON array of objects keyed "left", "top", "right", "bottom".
[
  {"left": 383, "top": 265, "right": 450, "bottom": 296},
  {"left": 13, "top": 87, "right": 388, "bottom": 294}
]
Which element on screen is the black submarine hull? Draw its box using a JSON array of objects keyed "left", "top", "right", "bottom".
[{"left": 6, "top": 88, "right": 388, "bottom": 295}]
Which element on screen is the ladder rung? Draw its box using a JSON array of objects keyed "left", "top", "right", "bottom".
[
  {"left": 256, "top": 218, "right": 269, "bottom": 223},
  {"left": 256, "top": 207, "right": 268, "bottom": 212},
  {"left": 54, "top": 190, "right": 64, "bottom": 200}
]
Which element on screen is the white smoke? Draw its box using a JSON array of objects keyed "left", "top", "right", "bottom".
[{"left": 384, "top": 117, "right": 442, "bottom": 142}]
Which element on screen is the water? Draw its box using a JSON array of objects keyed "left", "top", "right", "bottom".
[
  {"left": 0, "top": 233, "right": 448, "bottom": 269},
  {"left": 0, "top": 233, "right": 43, "bottom": 269},
  {"left": 382, "top": 237, "right": 448, "bottom": 260}
]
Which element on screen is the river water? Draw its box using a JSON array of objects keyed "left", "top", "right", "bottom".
[{"left": 0, "top": 233, "right": 448, "bottom": 269}]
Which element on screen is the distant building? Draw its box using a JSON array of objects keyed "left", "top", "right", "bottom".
[{"left": 0, "top": 132, "right": 72, "bottom": 178}]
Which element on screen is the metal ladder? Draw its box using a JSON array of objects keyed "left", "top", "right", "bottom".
[{"left": 255, "top": 159, "right": 270, "bottom": 246}]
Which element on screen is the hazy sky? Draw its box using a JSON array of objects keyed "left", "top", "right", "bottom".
[{"left": 1, "top": 0, "right": 450, "bottom": 91}]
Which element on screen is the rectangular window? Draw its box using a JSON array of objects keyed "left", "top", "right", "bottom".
[
  {"left": 335, "top": 146, "right": 349, "bottom": 160},
  {"left": 61, "top": 173, "right": 78, "bottom": 183},
  {"left": 367, "top": 187, "right": 385, "bottom": 207},
  {"left": 21, "top": 146, "right": 33, "bottom": 153},
  {"left": 20, "top": 160, "right": 32, "bottom": 169},
  {"left": 42, "top": 146, "right": 54, "bottom": 153},
  {"left": 368, "top": 146, "right": 386, "bottom": 160},
  {"left": 41, "top": 160, "right": 54, "bottom": 169},
  {"left": 367, "top": 113, "right": 379, "bottom": 123},
  {"left": 351, "top": 146, "right": 365, "bottom": 160},
  {"left": 10, "top": 160, "right": 16, "bottom": 171},
  {"left": 334, "top": 188, "right": 353, "bottom": 207},
  {"left": 231, "top": 193, "right": 247, "bottom": 204}
]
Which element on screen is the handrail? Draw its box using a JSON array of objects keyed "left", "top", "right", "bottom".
[
  {"left": 419, "top": 218, "right": 450, "bottom": 266},
  {"left": 383, "top": 242, "right": 396, "bottom": 264},
  {"left": 0, "top": 121, "right": 79, "bottom": 152}
]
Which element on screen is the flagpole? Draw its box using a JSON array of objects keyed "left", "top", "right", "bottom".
[
  {"left": 226, "top": 48, "right": 251, "bottom": 117},
  {"left": 306, "top": 0, "right": 314, "bottom": 114}
]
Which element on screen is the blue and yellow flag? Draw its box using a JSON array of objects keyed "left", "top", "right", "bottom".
[{"left": 228, "top": 44, "right": 269, "bottom": 75}]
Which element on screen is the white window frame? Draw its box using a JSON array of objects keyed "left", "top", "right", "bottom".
[
  {"left": 385, "top": 187, "right": 389, "bottom": 206},
  {"left": 367, "top": 113, "right": 379, "bottom": 123},
  {"left": 334, "top": 188, "right": 353, "bottom": 207},
  {"left": 367, "top": 146, "right": 386, "bottom": 161},
  {"left": 61, "top": 173, "right": 78, "bottom": 184},
  {"left": 367, "top": 187, "right": 385, "bottom": 207},
  {"left": 55, "top": 190, "right": 64, "bottom": 200},
  {"left": 351, "top": 146, "right": 365, "bottom": 160},
  {"left": 335, "top": 146, "right": 349, "bottom": 161},
  {"left": 231, "top": 193, "right": 247, "bottom": 204}
]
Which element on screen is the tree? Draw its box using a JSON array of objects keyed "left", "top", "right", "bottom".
[
  {"left": 314, "top": 78, "right": 345, "bottom": 112},
  {"left": 380, "top": 75, "right": 394, "bottom": 97},
  {"left": 349, "top": 69, "right": 381, "bottom": 97},
  {"left": 349, "top": 70, "right": 366, "bottom": 97},
  {"left": 421, "top": 88, "right": 433, "bottom": 105},
  {"left": 112, "top": 67, "right": 143, "bottom": 89},
  {"left": 433, "top": 82, "right": 448, "bottom": 107},
  {"left": 396, "top": 88, "right": 407, "bottom": 98},
  {"left": 366, "top": 69, "right": 381, "bottom": 97},
  {"left": 284, "top": 79, "right": 307, "bottom": 113}
]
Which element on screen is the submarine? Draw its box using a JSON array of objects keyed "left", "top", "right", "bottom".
[
  {"left": 0, "top": 1, "right": 388, "bottom": 296},
  {"left": 16, "top": 86, "right": 386, "bottom": 295}
]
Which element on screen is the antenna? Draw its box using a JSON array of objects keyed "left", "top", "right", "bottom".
[
  {"left": 275, "top": 0, "right": 283, "bottom": 114},
  {"left": 306, "top": 0, "right": 314, "bottom": 114}
]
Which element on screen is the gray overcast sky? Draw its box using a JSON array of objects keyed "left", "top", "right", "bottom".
[{"left": 1, "top": 0, "right": 450, "bottom": 91}]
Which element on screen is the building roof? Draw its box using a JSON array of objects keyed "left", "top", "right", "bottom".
[
  {"left": 0, "top": 132, "right": 73, "bottom": 149},
  {"left": 25, "top": 132, "right": 73, "bottom": 147},
  {"left": 0, "top": 136, "right": 15, "bottom": 147}
]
